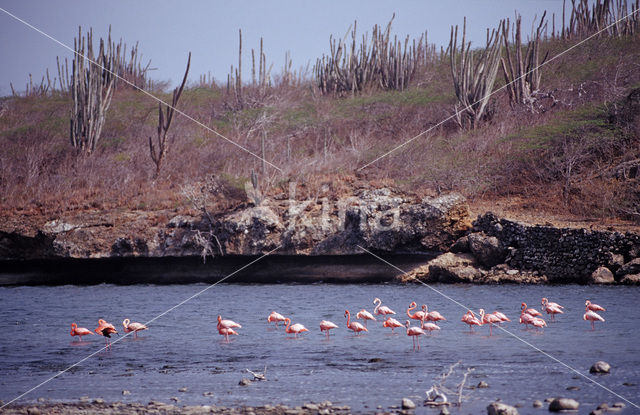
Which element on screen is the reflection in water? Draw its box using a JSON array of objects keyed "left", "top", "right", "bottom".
[{"left": 0, "top": 283, "right": 639, "bottom": 414}]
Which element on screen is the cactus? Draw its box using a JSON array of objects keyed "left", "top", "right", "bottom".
[
  {"left": 314, "top": 15, "right": 435, "bottom": 95},
  {"left": 500, "top": 12, "right": 549, "bottom": 108},
  {"left": 449, "top": 18, "right": 503, "bottom": 129},
  {"left": 149, "top": 52, "right": 191, "bottom": 178},
  {"left": 70, "top": 26, "right": 120, "bottom": 154}
]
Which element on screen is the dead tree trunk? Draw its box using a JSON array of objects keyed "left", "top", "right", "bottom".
[{"left": 149, "top": 52, "right": 191, "bottom": 178}]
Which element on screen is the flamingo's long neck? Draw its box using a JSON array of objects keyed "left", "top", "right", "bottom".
[
  {"left": 285, "top": 318, "right": 291, "bottom": 332},
  {"left": 407, "top": 304, "right": 416, "bottom": 318},
  {"left": 345, "top": 311, "right": 351, "bottom": 328},
  {"left": 374, "top": 299, "right": 380, "bottom": 314}
]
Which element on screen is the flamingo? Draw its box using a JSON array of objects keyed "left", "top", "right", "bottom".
[
  {"left": 218, "top": 326, "right": 238, "bottom": 342},
  {"left": 95, "top": 319, "right": 117, "bottom": 349},
  {"left": 344, "top": 310, "right": 368, "bottom": 335},
  {"left": 405, "top": 320, "right": 425, "bottom": 350},
  {"left": 492, "top": 311, "right": 511, "bottom": 323},
  {"left": 373, "top": 298, "right": 396, "bottom": 316},
  {"left": 407, "top": 301, "right": 426, "bottom": 321},
  {"left": 583, "top": 309, "right": 605, "bottom": 330},
  {"left": 461, "top": 310, "right": 482, "bottom": 331},
  {"left": 70, "top": 323, "right": 94, "bottom": 341},
  {"left": 424, "top": 305, "right": 446, "bottom": 323},
  {"left": 541, "top": 298, "right": 564, "bottom": 310},
  {"left": 284, "top": 318, "right": 309, "bottom": 338},
  {"left": 319, "top": 320, "right": 338, "bottom": 338},
  {"left": 382, "top": 317, "right": 404, "bottom": 333},
  {"left": 531, "top": 317, "right": 547, "bottom": 330},
  {"left": 519, "top": 309, "right": 536, "bottom": 326},
  {"left": 356, "top": 309, "right": 377, "bottom": 327},
  {"left": 267, "top": 311, "right": 287, "bottom": 328},
  {"left": 217, "top": 315, "right": 242, "bottom": 330},
  {"left": 420, "top": 317, "right": 441, "bottom": 334},
  {"left": 521, "top": 302, "right": 542, "bottom": 317},
  {"left": 479, "top": 309, "right": 501, "bottom": 336},
  {"left": 585, "top": 300, "right": 606, "bottom": 312},
  {"left": 122, "top": 319, "right": 148, "bottom": 338}
]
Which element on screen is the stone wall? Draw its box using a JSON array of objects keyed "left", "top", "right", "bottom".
[{"left": 473, "top": 213, "right": 640, "bottom": 283}]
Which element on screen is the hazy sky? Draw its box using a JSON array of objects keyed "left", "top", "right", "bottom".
[{"left": 0, "top": 1, "right": 566, "bottom": 96}]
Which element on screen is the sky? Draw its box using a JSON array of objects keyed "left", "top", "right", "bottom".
[{"left": 0, "top": 1, "right": 567, "bottom": 96}]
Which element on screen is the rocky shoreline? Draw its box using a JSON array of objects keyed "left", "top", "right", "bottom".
[{"left": 1, "top": 189, "right": 639, "bottom": 285}]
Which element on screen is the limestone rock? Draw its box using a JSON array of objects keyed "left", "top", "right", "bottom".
[
  {"left": 487, "top": 402, "right": 519, "bottom": 415},
  {"left": 468, "top": 232, "right": 506, "bottom": 267},
  {"left": 590, "top": 361, "right": 611, "bottom": 374},
  {"left": 589, "top": 267, "right": 615, "bottom": 284},
  {"left": 427, "top": 252, "right": 481, "bottom": 283},
  {"left": 548, "top": 398, "right": 579, "bottom": 411},
  {"left": 616, "top": 258, "right": 640, "bottom": 278},
  {"left": 401, "top": 398, "right": 416, "bottom": 409},
  {"left": 620, "top": 274, "right": 640, "bottom": 284}
]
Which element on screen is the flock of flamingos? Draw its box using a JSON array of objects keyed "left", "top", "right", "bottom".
[{"left": 70, "top": 297, "right": 607, "bottom": 351}]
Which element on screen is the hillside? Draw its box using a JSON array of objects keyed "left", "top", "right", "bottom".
[{"left": 1, "top": 10, "right": 639, "bottom": 234}]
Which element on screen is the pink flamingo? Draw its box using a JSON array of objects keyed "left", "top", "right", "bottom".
[
  {"left": 492, "top": 311, "right": 511, "bottom": 323},
  {"left": 583, "top": 309, "right": 605, "bottom": 330},
  {"left": 382, "top": 317, "right": 404, "bottom": 333},
  {"left": 519, "top": 308, "right": 536, "bottom": 326},
  {"left": 461, "top": 310, "right": 482, "bottom": 331},
  {"left": 70, "top": 323, "right": 94, "bottom": 341},
  {"left": 319, "top": 320, "right": 338, "bottom": 338},
  {"left": 541, "top": 298, "right": 564, "bottom": 310},
  {"left": 373, "top": 298, "right": 396, "bottom": 316},
  {"left": 406, "top": 301, "right": 426, "bottom": 321},
  {"left": 420, "top": 316, "right": 441, "bottom": 334},
  {"left": 344, "top": 310, "right": 368, "bottom": 335},
  {"left": 356, "top": 309, "right": 377, "bottom": 327},
  {"left": 479, "top": 309, "right": 501, "bottom": 336},
  {"left": 284, "top": 318, "right": 309, "bottom": 338},
  {"left": 217, "top": 315, "right": 242, "bottom": 330},
  {"left": 585, "top": 300, "right": 606, "bottom": 312},
  {"left": 95, "top": 319, "right": 117, "bottom": 349},
  {"left": 122, "top": 319, "right": 148, "bottom": 338},
  {"left": 218, "top": 326, "right": 238, "bottom": 342},
  {"left": 531, "top": 317, "right": 547, "bottom": 330},
  {"left": 405, "top": 320, "right": 425, "bottom": 350},
  {"left": 521, "top": 302, "right": 542, "bottom": 317},
  {"left": 267, "top": 311, "right": 287, "bottom": 328},
  {"left": 424, "top": 305, "right": 446, "bottom": 323}
]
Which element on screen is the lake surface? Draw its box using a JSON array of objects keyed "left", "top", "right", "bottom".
[{"left": 0, "top": 283, "right": 639, "bottom": 414}]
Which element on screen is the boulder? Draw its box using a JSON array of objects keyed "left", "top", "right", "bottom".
[
  {"left": 450, "top": 235, "right": 470, "bottom": 253},
  {"left": 401, "top": 398, "right": 416, "bottom": 409},
  {"left": 620, "top": 274, "right": 640, "bottom": 284},
  {"left": 590, "top": 361, "right": 611, "bottom": 374},
  {"left": 468, "top": 232, "right": 507, "bottom": 267},
  {"left": 616, "top": 258, "right": 640, "bottom": 278},
  {"left": 588, "top": 267, "right": 615, "bottom": 284},
  {"left": 487, "top": 402, "right": 519, "bottom": 415},
  {"left": 427, "top": 253, "right": 481, "bottom": 283},
  {"left": 548, "top": 398, "right": 579, "bottom": 412}
]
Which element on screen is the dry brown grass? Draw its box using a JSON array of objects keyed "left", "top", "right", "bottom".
[{"left": 1, "top": 33, "right": 639, "bottom": 227}]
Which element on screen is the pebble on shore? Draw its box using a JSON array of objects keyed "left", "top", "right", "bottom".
[
  {"left": 590, "top": 361, "right": 611, "bottom": 374},
  {"left": 548, "top": 398, "right": 579, "bottom": 412}
]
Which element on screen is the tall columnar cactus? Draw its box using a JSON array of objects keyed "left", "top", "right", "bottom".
[
  {"left": 500, "top": 12, "right": 549, "bottom": 108},
  {"left": 314, "top": 15, "right": 433, "bottom": 95},
  {"left": 449, "top": 18, "right": 503, "bottom": 129},
  {"left": 149, "top": 52, "right": 191, "bottom": 178},
  {"left": 70, "top": 26, "right": 120, "bottom": 154}
]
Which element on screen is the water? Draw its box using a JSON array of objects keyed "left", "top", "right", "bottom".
[{"left": 0, "top": 283, "right": 639, "bottom": 414}]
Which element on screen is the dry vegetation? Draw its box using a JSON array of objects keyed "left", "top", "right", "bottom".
[{"left": 1, "top": 2, "right": 639, "bottom": 228}]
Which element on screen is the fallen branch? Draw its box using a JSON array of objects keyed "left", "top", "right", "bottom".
[{"left": 246, "top": 366, "right": 267, "bottom": 381}]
